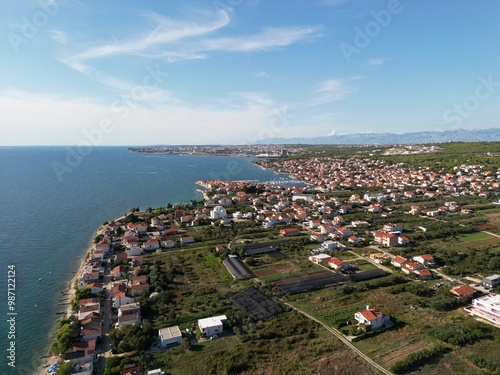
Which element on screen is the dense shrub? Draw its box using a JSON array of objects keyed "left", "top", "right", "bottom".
[
  {"left": 425, "top": 321, "right": 490, "bottom": 346},
  {"left": 391, "top": 345, "right": 449, "bottom": 374}
]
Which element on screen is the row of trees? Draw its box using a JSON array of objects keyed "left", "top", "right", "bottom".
[{"left": 50, "top": 316, "right": 81, "bottom": 355}]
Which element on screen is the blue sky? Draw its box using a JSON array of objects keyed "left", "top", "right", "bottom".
[{"left": 1, "top": 0, "right": 500, "bottom": 145}]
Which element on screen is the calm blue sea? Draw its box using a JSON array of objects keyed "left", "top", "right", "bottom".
[{"left": 0, "top": 147, "right": 288, "bottom": 375}]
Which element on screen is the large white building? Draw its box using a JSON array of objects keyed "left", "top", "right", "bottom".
[
  {"left": 158, "top": 326, "right": 182, "bottom": 348},
  {"left": 469, "top": 294, "right": 500, "bottom": 326},
  {"left": 198, "top": 315, "right": 227, "bottom": 338},
  {"left": 210, "top": 206, "right": 227, "bottom": 220}
]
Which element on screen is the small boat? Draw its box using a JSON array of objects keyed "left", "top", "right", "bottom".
[{"left": 38, "top": 277, "right": 42, "bottom": 282}]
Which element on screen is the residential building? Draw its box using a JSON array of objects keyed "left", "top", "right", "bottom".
[
  {"left": 413, "top": 254, "right": 436, "bottom": 267},
  {"left": 484, "top": 274, "right": 500, "bottom": 289},
  {"left": 328, "top": 257, "right": 349, "bottom": 270},
  {"left": 311, "top": 233, "right": 325, "bottom": 243},
  {"left": 374, "top": 232, "right": 398, "bottom": 247},
  {"left": 354, "top": 306, "right": 392, "bottom": 330},
  {"left": 321, "top": 240, "right": 338, "bottom": 251},
  {"left": 370, "top": 253, "right": 390, "bottom": 263},
  {"left": 450, "top": 284, "right": 475, "bottom": 300},
  {"left": 117, "top": 302, "right": 141, "bottom": 327},
  {"left": 112, "top": 292, "right": 136, "bottom": 309},
  {"left": 210, "top": 206, "right": 227, "bottom": 220},
  {"left": 63, "top": 339, "right": 96, "bottom": 364},
  {"left": 180, "top": 237, "right": 195, "bottom": 245},
  {"left": 142, "top": 240, "right": 159, "bottom": 251},
  {"left": 280, "top": 228, "right": 299, "bottom": 237},
  {"left": 308, "top": 254, "right": 331, "bottom": 265},
  {"left": 469, "top": 294, "right": 500, "bottom": 326},
  {"left": 159, "top": 326, "right": 182, "bottom": 348},
  {"left": 198, "top": 315, "right": 227, "bottom": 338},
  {"left": 414, "top": 268, "right": 432, "bottom": 280},
  {"left": 391, "top": 256, "right": 407, "bottom": 268}
]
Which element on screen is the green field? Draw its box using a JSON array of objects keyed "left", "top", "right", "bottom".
[{"left": 458, "top": 232, "right": 496, "bottom": 242}]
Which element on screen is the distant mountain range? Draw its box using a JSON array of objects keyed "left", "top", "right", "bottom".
[{"left": 256, "top": 128, "right": 500, "bottom": 145}]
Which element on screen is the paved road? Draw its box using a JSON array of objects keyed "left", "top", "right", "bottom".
[
  {"left": 285, "top": 302, "right": 393, "bottom": 375},
  {"left": 96, "top": 260, "right": 113, "bottom": 375}
]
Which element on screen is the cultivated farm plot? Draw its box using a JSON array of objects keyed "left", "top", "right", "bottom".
[
  {"left": 228, "top": 287, "right": 283, "bottom": 320},
  {"left": 252, "top": 261, "right": 301, "bottom": 280},
  {"left": 275, "top": 272, "right": 350, "bottom": 295},
  {"left": 374, "top": 335, "right": 432, "bottom": 366}
]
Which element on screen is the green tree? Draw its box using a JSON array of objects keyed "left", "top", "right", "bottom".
[
  {"left": 109, "top": 324, "right": 152, "bottom": 353},
  {"left": 50, "top": 317, "right": 81, "bottom": 355},
  {"left": 103, "top": 357, "right": 123, "bottom": 375},
  {"left": 55, "top": 362, "right": 72, "bottom": 375},
  {"left": 71, "top": 287, "right": 93, "bottom": 311}
]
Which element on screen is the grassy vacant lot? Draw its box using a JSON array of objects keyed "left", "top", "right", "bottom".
[{"left": 458, "top": 232, "right": 498, "bottom": 243}]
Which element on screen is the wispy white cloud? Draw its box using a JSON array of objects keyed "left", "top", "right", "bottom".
[
  {"left": 66, "top": 10, "right": 231, "bottom": 64},
  {"left": 307, "top": 78, "right": 352, "bottom": 107},
  {"left": 198, "top": 26, "right": 321, "bottom": 52},
  {"left": 48, "top": 30, "right": 68, "bottom": 44},
  {"left": 59, "top": 8, "right": 320, "bottom": 104},
  {"left": 255, "top": 71, "right": 268, "bottom": 78},
  {"left": 367, "top": 57, "right": 390, "bottom": 66}
]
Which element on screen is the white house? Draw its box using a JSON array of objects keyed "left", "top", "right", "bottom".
[
  {"left": 364, "top": 193, "right": 386, "bottom": 202},
  {"left": 210, "top": 206, "right": 227, "bottom": 220},
  {"left": 112, "top": 292, "right": 136, "bottom": 309},
  {"left": 310, "top": 233, "right": 325, "bottom": 243},
  {"left": 95, "top": 241, "right": 110, "bottom": 253},
  {"left": 354, "top": 306, "right": 392, "bottom": 330},
  {"left": 308, "top": 254, "right": 331, "bottom": 265},
  {"left": 85, "top": 282, "right": 104, "bottom": 295},
  {"left": 383, "top": 223, "right": 402, "bottom": 233},
  {"left": 180, "top": 237, "right": 195, "bottom": 245},
  {"left": 328, "top": 257, "right": 348, "bottom": 270},
  {"left": 161, "top": 239, "right": 175, "bottom": 248},
  {"left": 116, "top": 302, "right": 141, "bottom": 327},
  {"left": 413, "top": 254, "right": 436, "bottom": 267},
  {"left": 321, "top": 240, "right": 338, "bottom": 251},
  {"left": 142, "top": 240, "right": 160, "bottom": 251},
  {"left": 126, "top": 246, "right": 142, "bottom": 257},
  {"left": 159, "top": 326, "right": 182, "bottom": 348},
  {"left": 79, "top": 301, "right": 101, "bottom": 321},
  {"left": 198, "top": 315, "right": 227, "bottom": 338}
]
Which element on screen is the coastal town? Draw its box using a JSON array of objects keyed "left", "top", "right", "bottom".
[{"left": 44, "top": 143, "right": 500, "bottom": 375}]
